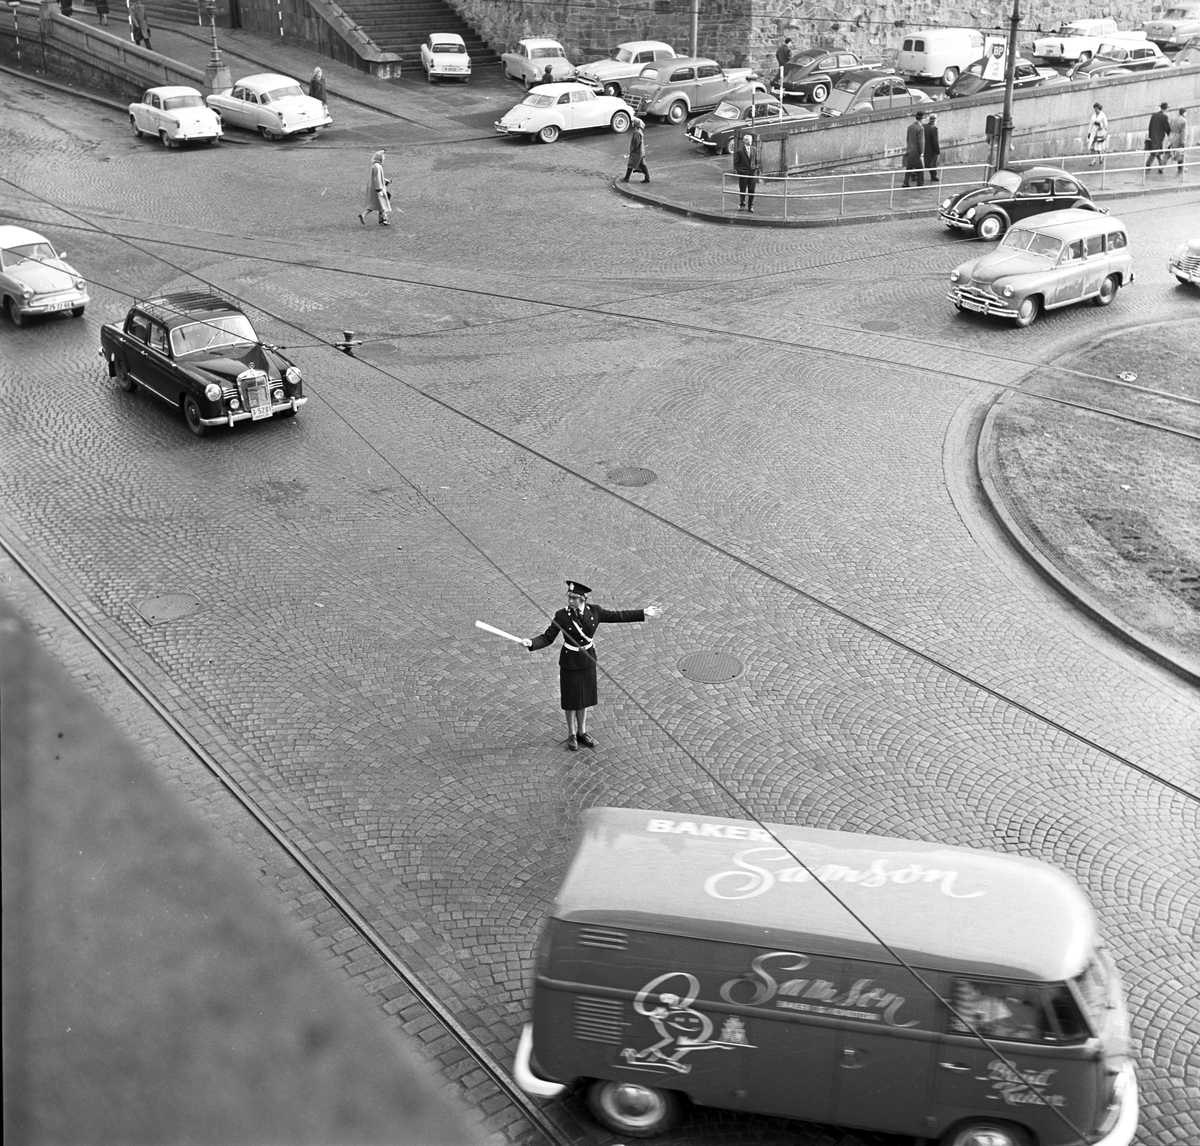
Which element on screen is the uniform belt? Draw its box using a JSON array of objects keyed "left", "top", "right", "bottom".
[{"left": 564, "top": 641, "right": 594, "bottom": 652}]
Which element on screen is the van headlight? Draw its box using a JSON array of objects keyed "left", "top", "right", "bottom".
[
  {"left": 204, "top": 382, "right": 222, "bottom": 401},
  {"left": 285, "top": 366, "right": 301, "bottom": 384}
]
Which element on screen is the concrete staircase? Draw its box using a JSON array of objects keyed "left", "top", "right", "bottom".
[{"left": 333, "top": 0, "right": 499, "bottom": 68}]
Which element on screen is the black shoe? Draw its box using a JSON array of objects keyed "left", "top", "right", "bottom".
[
  {"left": 380, "top": 219, "right": 390, "bottom": 226},
  {"left": 621, "top": 176, "right": 630, "bottom": 182},
  {"left": 358, "top": 212, "right": 366, "bottom": 225},
  {"left": 642, "top": 176, "right": 649, "bottom": 182},
  {"left": 576, "top": 732, "right": 596, "bottom": 748},
  {"left": 746, "top": 207, "right": 754, "bottom": 213},
  {"left": 566, "top": 735, "right": 578, "bottom": 752}
]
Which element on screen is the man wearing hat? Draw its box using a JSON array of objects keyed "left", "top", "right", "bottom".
[
  {"left": 524, "top": 582, "right": 660, "bottom": 751},
  {"left": 1145, "top": 102, "right": 1172, "bottom": 173}
]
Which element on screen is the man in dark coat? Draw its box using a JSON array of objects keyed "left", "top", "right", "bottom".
[
  {"left": 734, "top": 132, "right": 759, "bottom": 212},
  {"left": 525, "top": 581, "right": 660, "bottom": 751},
  {"left": 902, "top": 110, "right": 926, "bottom": 187},
  {"left": 1145, "top": 102, "right": 1171, "bottom": 172},
  {"left": 775, "top": 37, "right": 793, "bottom": 83},
  {"left": 622, "top": 118, "right": 648, "bottom": 183},
  {"left": 923, "top": 113, "right": 941, "bottom": 183}
]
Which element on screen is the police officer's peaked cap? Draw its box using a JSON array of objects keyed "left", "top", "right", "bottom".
[{"left": 566, "top": 580, "right": 592, "bottom": 596}]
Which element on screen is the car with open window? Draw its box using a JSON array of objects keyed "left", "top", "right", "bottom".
[
  {"left": 129, "top": 85, "right": 223, "bottom": 147},
  {"left": 819, "top": 70, "right": 932, "bottom": 117},
  {"left": 99, "top": 291, "right": 306, "bottom": 436},
  {"left": 0, "top": 225, "right": 88, "bottom": 327},
  {"left": 938, "top": 165, "right": 1100, "bottom": 241},
  {"left": 623, "top": 57, "right": 764, "bottom": 124},
  {"left": 495, "top": 82, "right": 634, "bottom": 144},
  {"left": 949, "top": 208, "right": 1134, "bottom": 327},
  {"left": 685, "top": 92, "right": 816, "bottom": 154},
  {"left": 205, "top": 73, "right": 332, "bottom": 139},
  {"left": 420, "top": 33, "right": 471, "bottom": 82},
  {"left": 777, "top": 48, "right": 891, "bottom": 103},
  {"left": 575, "top": 40, "right": 677, "bottom": 98},
  {"left": 501, "top": 38, "right": 575, "bottom": 88}
]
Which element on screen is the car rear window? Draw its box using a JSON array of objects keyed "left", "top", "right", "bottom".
[
  {"left": 163, "top": 94, "right": 204, "bottom": 110},
  {"left": 265, "top": 84, "right": 304, "bottom": 101},
  {"left": 432, "top": 44, "right": 463, "bottom": 53},
  {"left": 1107, "top": 230, "right": 1128, "bottom": 249},
  {"left": 532, "top": 46, "right": 565, "bottom": 59}
]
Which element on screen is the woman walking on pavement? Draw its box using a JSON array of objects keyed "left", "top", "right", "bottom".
[
  {"left": 1086, "top": 103, "right": 1108, "bottom": 166},
  {"left": 95, "top": 0, "right": 109, "bottom": 26},
  {"left": 358, "top": 150, "right": 392, "bottom": 226},
  {"left": 621, "top": 118, "right": 649, "bottom": 183},
  {"left": 309, "top": 67, "right": 327, "bottom": 106}
]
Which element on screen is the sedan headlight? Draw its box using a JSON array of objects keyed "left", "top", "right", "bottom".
[
  {"left": 1002, "top": 286, "right": 1014, "bottom": 297},
  {"left": 204, "top": 382, "right": 222, "bottom": 401},
  {"left": 73, "top": 277, "right": 85, "bottom": 290},
  {"left": 21, "top": 285, "right": 33, "bottom": 299},
  {"left": 230, "top": 397, "right": 241, "bottom": 409},
  {"left": 950, "top": 270, "right": 961, "bottom": 282},
  {"left": 965, "top": 207, "right": 976, "bottom": 220},
  {"left": 285, "top": 366, "right": 301, "bottom": 384}
]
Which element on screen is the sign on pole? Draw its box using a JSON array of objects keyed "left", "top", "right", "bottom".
[{"left": 982, "top": 36, "right": 1008, "bottom": 81}]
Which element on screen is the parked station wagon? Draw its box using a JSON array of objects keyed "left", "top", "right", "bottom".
[
  {"left": 624, "top": 57, "right": 763, "bottom": 123},
  {"left": 820, "top": 70, "right": 932, "bottom": 116},
  {"left": 949, "top": 209, "right": 1134, "bottom": 328},
  {"left": 939, "top": 165, "right": 1099, "bottom": 241}
]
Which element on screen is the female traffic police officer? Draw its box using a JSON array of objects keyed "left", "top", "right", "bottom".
[{"left": 525, "top": 581, "right": 660, "bottom": 751}]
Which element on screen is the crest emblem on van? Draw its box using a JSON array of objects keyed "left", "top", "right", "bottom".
[{"left": 619, "top": 972, "right": 756, "bottom": 1074}]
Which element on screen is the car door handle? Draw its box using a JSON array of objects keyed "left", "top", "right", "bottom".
[{"left": 939, "top": 1061, "right": 971, "bottom": 1072}]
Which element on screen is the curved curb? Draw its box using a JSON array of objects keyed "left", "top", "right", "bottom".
[{"left": 976, "top": 393, "right": 1200, "bottom": 689}]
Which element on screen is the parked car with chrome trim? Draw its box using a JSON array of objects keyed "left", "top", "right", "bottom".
[
  {"left": 99, "top": 291, "right": 306, "bottom": 436},
  {"left": 778, "top": 47, "right": 891, "bottom": 103},
  {"left": 129, "top": 86, "right": 223, "bottom": 147},
  {"left": 575, "top": 41, "right": 676, "bottom": 98},
  {"left": 495, "top": 82, "right": 634, "bottom": 144},
  {"left": 819, "top": 70, "right": 932, "bottom": 117},
  {"left": 1143, "top": 4, "right": 1200, "bottom": 50},
  {"left": 685, "top": 92, "right": 816, "bottom": 153},
  {"left": 0, "top": 224, "right": 89, "bottom": 327},
  {"left": 938, "top": 165, "right": 1100, "bottom": 241},
  {"left": 946, "top": 55, "right": 1060, "bottom": 98},
  {"left": 421, "top": 33, "right": 471, "bottom": 82},
  {"left": 501, "top": 38, "right": 575, "bottom": 88},
  {"left": 1169, "top": 236, "right": 1200, "bottom": 284},
  {"left": 1068, "top": 41, "right": 1172, "bottom": 78},
  {"left": 949, "top": 209, "right": 1133, "bottom": 327},
  {"left": 624, "top": 57, "right": 763, "bottom": 124},
  {"left": 1032, "top": 18, "right": 1122, "bottom": 63},
  {"left": 205, "top": 73, "right": 332, "bottom": 139}
]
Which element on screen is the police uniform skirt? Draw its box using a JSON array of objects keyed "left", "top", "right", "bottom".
[{"left": 560, "top": 663, "right": 598, "bottom": 710}]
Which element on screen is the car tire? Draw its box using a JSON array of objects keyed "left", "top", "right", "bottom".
[
  {"left": 537, "top": 123, "right": 561, "bottom": 144},
  {"left": 610, "top": 110, "right": 631, "bottom": 133},
  {"left": 941, "top": 1120, "right": 1032, "bottom": 1146},
  {"left": 114, "top": 358, "right": 136, "bottom": 392},
  {"left": 975, "top": 214, "right": 1005, "bottom": 241},
  {"left": 942, "top": 66, "right": 960, "bottom": 85},
  {"left": 523, "top": 74, "right": 533, "bottom": 90},
  {"left": 1094, "top": 274, "right": 1120, "bottom": 307},
  {"left": 130, "top": 116, "right": 142, "bottom": 138},
  {"left": 667, "top": 100, "right": 688, "bottom": 124},
  {"left": 811, "top": 82, "right": 829, "bottom": 103},
  {"left": 586, "top": 1081, "right": 683, "bottom": 1138},
  {"left": 723, "top": 139, "right": 735, "bottom": 155},
  {"left": 426, "top": 67, "right": 435, "bottom": 83},
  {"left": 259, "top": 126, "right": 281, "bottom": 141},
  {"left": 1013, "top": 296, "right": 1041, "bottom": 328},
  {"left": 159, "top": 130, "right": 175, "bottom": 149},
  {"left": 6, "top": 298, "right": 26, "bottom": 328},
  {"left": 182, "top": 395, "right": 208, "bottom": 437},
  {"left": 603, "top": 82, "right": 620, "bottom": 97},
  {"left": 71, "top": 305, "right": 85, "bottom": 317}
]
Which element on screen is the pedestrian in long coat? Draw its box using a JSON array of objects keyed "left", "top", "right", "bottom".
[
  {"left": 523, "top": 581, "right": 660, "bottom": 751},
  {"left": 621, "top": 118, "right": 648, "bottom": 183},
  {"left": 733, "top": 131, "right": 759, "bottom": 211},
  {"left": 358, "top": 150, "right": 391, "bottom": 226},
  {"left": 309, "top": 67, "right": 326, "bottom": 105},
  {"left": 923, "top": 113, "right": 941, "bottom": 183},
  {"left": 128, "top": 0, "right": 151, "bottom": 50},
  {"left": 1167, "top": 107, "right": 1187, "bottom": 174},
  {"left": 1145, "top": 102, "right": 1171, "bottom": 171},
  {"left": 1086, "top": 103, "right": 1108, "bottom": 166},
  {"left": 95, "top": 0, "right": 110, "bottom": 25},
  {"left": 902, "top": 111, "right": 926, "bottom": 186}
]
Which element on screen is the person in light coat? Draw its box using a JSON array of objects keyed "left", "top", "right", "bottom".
[
  {"left": 1086, "top": 103, "right": 1108, "bottom": 167},
  {"left": 358, "top": 151, "right": 391, "bottom": 226},
  {"left": 1167, "top": 107, "right": 1187, "bottom": 175},
  {"left": 128, "top": 0, "right": 151, "bottom": 50}
]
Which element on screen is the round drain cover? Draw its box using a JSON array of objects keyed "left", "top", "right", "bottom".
[
  {"left": 678, "top": 651, "right": 744, "bottom": 682},
  {"left": 134, "top": 593, "right": 202, "bottom": 625},
  {"left": 861, "top": 320, "right": 899, "bottom": 332},
  {"left": 606, "top": 466, "right": 657, "bottom": 487}
]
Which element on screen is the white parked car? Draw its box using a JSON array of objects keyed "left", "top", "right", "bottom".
[
  {"left": 421, "top": 33, "right": 471, "bottom": 82},
  {"left": 575, "top": 40, "right": 677, "bottom": 98},
  {"left": 129, "top": 86, "right": 223, "bottom": 147},
  {"left": 206, "top": 73, "right": 333, "bottom": 140},
  {"left": 502, "top": 38, "right": 575, "bottom": 88},
  {"left": 0, "top": 225, "right": 89, "bottom": 327},
  {"left": 495, "top": 82, "right": 633, "bottom": 144},
  {"left": 1032, "top": 18, "right": 1122, "bottom": 63},
  {"left": 1169, "top": 237, "right": 1200, "bottom": 285}
]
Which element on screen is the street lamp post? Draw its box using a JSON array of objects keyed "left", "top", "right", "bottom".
[
  {"left": 996, "top": 0, "right": 1021, "bottom": 167},
  {"left": 8, "top": 1, "right": 21, "bottom": 66},
  {"left": 204, "top": 0, "right": 232, "bottom": 94}
]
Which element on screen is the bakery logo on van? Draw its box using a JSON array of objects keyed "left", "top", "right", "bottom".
[{"left": 983, "top": 1061, "right": 1066, "bottom": 1107}]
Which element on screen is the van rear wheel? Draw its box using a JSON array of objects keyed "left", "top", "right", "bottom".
[
  {"left": 941, "top": 1119, "right": 1032, "bottom": 1146},
  {"left": 586, "top": 1080, "right": 682, "bottom": 1137}
]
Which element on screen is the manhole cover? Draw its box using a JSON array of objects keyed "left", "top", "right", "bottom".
[
  {"left": 861, "top": 320, "right": 899, "bottom": 332},
  {"left": 606, "top": 466, "right": 657, "bottom": 487},
  {"left": 134, "top": 593, "right": 202, "bottom": 626},
  {"left": 678, "top": 651, "right": 745, "bottom": 682}
]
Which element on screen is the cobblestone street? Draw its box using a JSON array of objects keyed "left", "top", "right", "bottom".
[{"left": 2, "top": 59, "right": 1198, "bottom": 1146}]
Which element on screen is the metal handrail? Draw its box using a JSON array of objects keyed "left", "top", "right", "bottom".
[{"left": 720, "top": 145, "right": 1198, "bottom": 219}]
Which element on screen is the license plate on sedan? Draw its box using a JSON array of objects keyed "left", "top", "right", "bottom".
[
  {"left": 961, "top": 298, "right": 987, "bottom": 312},
  {"left": 250, "top": 403, "right": 273, "bottom": 420},
  {"left": 44, "top": 299, "right": 74, "bottom": 312}
]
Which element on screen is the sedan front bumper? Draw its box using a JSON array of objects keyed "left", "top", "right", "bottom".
[
  {"left": 200, "top": 396, "right": 307, "bottom": 427},
  {"left": 938, "top": 209, "right": 975, "bottom": 231},
  {"left": 948, "top": 286, "right": 1014, "bottom": 317},
  {"left": 17, "top": 288, "right": 90, "bottom": 317}
]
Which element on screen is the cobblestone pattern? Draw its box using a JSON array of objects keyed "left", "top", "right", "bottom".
[{"left": 3, "top": 72, "right": 1198, "bottom": 1145}]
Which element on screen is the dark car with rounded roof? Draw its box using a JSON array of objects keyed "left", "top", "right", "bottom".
[
  {"left": 1068, "top": 40, "right": 1172, "bottom": 78},
  {"left": 685, "top": 91, "right": 816, "bottom": 153},
  {"left": 938, "top": 164, "right": 1101, "bottom": 241},
  {"left": 946, "top": 55, "right": 1060, "bottom": 97},
  {"left": 778, "top": 48, "right": 891, "bottom": 103},
  {"left": 819, "top": 69, "right": 932, "bottom": 117}
]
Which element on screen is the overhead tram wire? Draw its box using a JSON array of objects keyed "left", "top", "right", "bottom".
[
  {"left": 5, "top": 193, "right": 1200, "bottom": 441},
  {"left": 7, "top": 185, "right": 1188, "bottom": 1124}
]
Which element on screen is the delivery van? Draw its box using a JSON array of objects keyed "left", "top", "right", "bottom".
[
  {"left": 898, "top": 28, "right": 986, "bottom": 85},
  {"left": 514, "top": 808, "right": 1138, "bottom": 1146}
]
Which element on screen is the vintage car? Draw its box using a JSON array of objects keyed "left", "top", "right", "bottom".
[
  {"left": 1068, "top": 40, "right": 1172, "bottom": 78},
  {"left": 778, "top": 48, "right": 890, "bottom": 103},
  {"left": 1169, "top": 236, "right": 1200, "bottom": 284},
  {"left": 575, "top": 40, "right": 676, "bottom": 98},
  {"left": 1032, "top": 17, "right": 1122, "bottom": 63},
  {"left": 420, "top": 33, "right": 471, "bottom": 82},
  {"left": 205, "top": 73, "right": 332, "bottom": 139},
  {"left": 99, "top": 290, "right": 306, "bottom": 436},
  {"left": 948, "top": 208, "right": 1134, "bottom": 327},
  {"left": 495, "top": 82, "right": 633, "bottom": 144},
  {"left": 819, "top": 70, "right": 932, "bottom": 117},
  {"left": 946, "top": 56, "right": 1059, "bottom": 98},
  {"left": 129, "top": 85, "right": 223, "bottom": 147},
  {"left": 1174, "top": 32, "right": 1200, "bottom": 64},
  {"left": 0, "top": 225, "right": 88, "bottom": 327},
  {"left": 623, "top": 57, "right": 763, "bottom": 124},
  {"left": 685, "top": 92, "right": 816, "bottom": 153},
  {"left": 501, "top": 38, "right": 575, "bottom": 88},
  {"left": 1144, "top": 4, "right": 1200, "bottom": 50},
  {"left": 939, "top": 165, "right": 1100, "bottom": 241}
]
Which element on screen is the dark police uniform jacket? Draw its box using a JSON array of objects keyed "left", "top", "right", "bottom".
[{"left": 529, "top": 604, "right": 645, "bottom": 709}]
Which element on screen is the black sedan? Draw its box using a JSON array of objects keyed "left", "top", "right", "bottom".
[
  {"left": 1068, "top": 42, "right": 1173, "bottom": 79},
  {"left": 684, "top": 92, "right": 816, "bottom": 153},
  {"left": 778, "top": 48, "right": 888, "bottom": 103},
  {"left": 937, "top": 165, "right": 1102, "bottom": 241},
  {"left": 946, "top": 56, "right": 1058, "bottom": 98}
]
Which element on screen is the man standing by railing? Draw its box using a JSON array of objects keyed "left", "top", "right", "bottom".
[
  {"left": 1145, "top": 102, "right": 1171, "bottom": 173},
  {"left": 734, "top": 131, "right": 759, "bottom": 213},
  {"left": 902, "top": 110, "right": 926, "bottom": 188},
  {"left": 1167, "top": 107, "right": 1187, "bottom": 176}
]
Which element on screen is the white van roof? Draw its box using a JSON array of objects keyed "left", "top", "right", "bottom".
[{"left": 553, "top": 808, "right": 1097, "bottom": 981}]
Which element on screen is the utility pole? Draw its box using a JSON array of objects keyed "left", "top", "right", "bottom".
[
  {"left": 996, "top": 0, "right": 1021, "bottom": 167},
  {"left": 690, "top": 0, "right": 698, "bottom": 59}
]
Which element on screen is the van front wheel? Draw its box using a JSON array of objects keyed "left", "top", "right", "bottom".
[
  {"left": 941, "top": 1119, "right": 1033, "bottom": 1146},
  {"left": 586, "top": 1080, "right": 682, "bottom": 1137}
]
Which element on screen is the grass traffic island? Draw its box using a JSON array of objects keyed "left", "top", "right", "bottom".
[{"left": 982, "top": 316, "right": 1200, "bottom": 676}]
